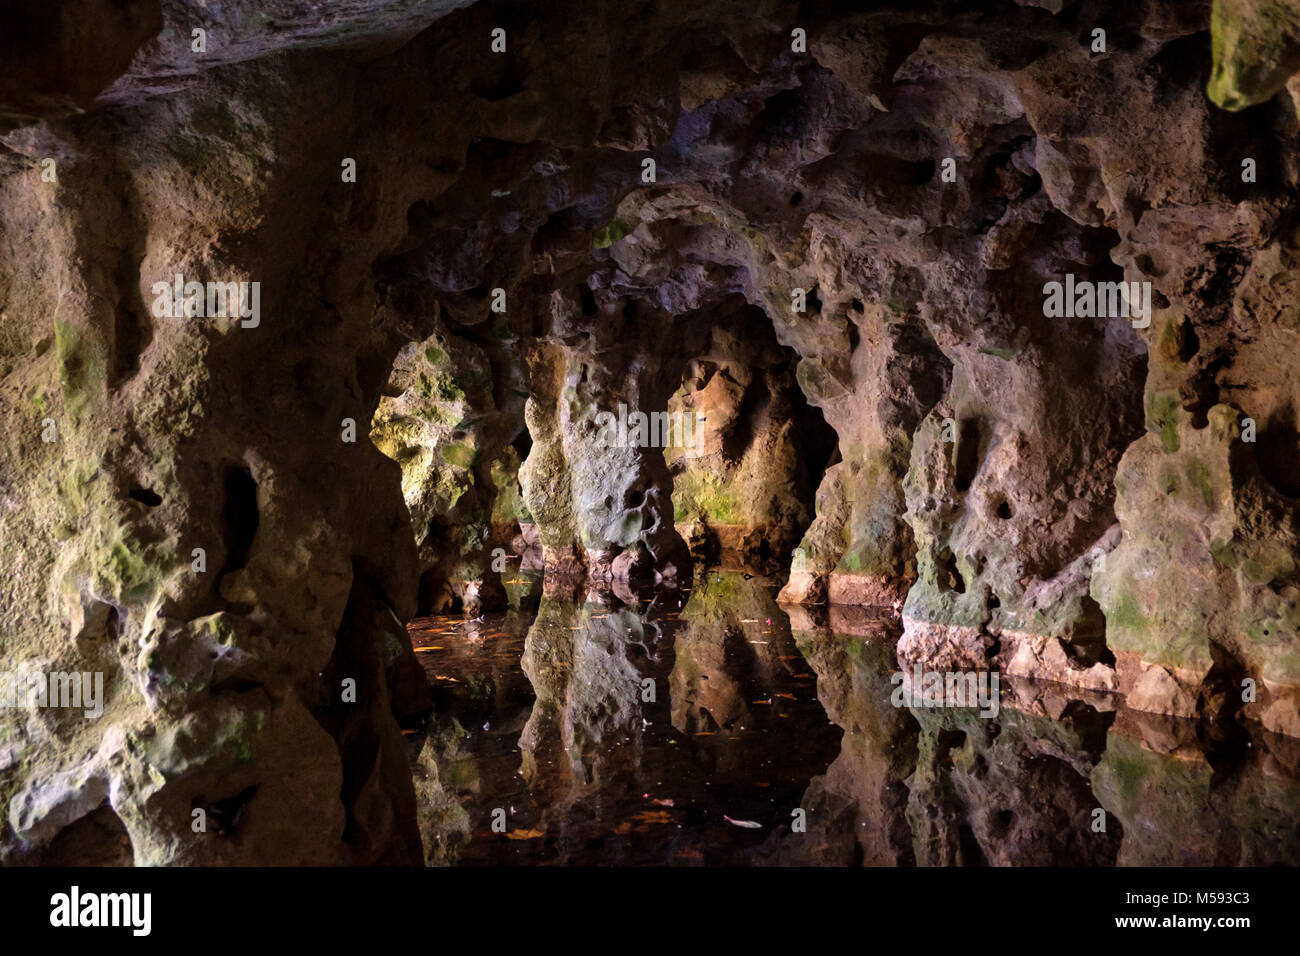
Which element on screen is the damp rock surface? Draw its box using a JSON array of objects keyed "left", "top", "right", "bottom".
[{"left": 1, "top": 0, "right": 1299, "bottom": 865}]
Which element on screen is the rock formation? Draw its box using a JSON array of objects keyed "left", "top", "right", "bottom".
[{"left": 2, "top": 0, "right": 1300, "bottom": 865}]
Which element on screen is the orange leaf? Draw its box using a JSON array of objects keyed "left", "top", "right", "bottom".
[{"left": 504, "top": 828, "right": 545, "bottom": 840}]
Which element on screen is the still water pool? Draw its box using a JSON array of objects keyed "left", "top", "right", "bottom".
[{"left": 404, "top": 568, "right": 1300, "bottom": 866}]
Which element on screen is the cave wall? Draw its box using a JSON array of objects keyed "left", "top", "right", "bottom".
[
  {"left": 667, "top": 306, "right": 837, "bottom": 566},
  {"left": 3, "top": 0, "right": 1300, "bottom": 865}
]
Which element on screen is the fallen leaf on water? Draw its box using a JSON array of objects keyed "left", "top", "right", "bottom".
[
  {"left": 652, "top": 798, "right": 674, "bottom": 807},
  {"left": 614, "top": 810, "right": 675, "bottom": 834},
  {"left": 413, "top": 646, "right": 444, "bottom": 653},
  {"left": 635, "top": 810, "right": 674, "bottom": 824},
  {"left": 724, "top": 815, "right": 762, "bottom": 829},
  {"left": 695, "top": 731, "right": 717, "bottom": 736},
  {"left": 504, "top": 828, "right": 545, "bottom": 840},
  {"left": 775, "top": 692, "right": 796, "bottom": 700}
]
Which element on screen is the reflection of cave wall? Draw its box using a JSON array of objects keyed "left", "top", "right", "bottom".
[
  {"left": 3, "top": 0, "right": 1300, "bottom": 866},
  {"left": 764, "top": 610, "right": 1300, "bottom": 867}
]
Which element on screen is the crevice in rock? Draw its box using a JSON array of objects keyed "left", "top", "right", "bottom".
[
  {"left": 128, "top": 486, "right": 162, "bottom": 507},
  {"left": 1061, "top": 594, "right": 1114, "bottom": 669},
  {"left": 936, "top": 549, "right": 965, "bottom": 594},
  {"left": 952, "top": 418, "right": 982, "bottom": 493},
  {"left": 957, "top": 823, "right": 987, "bottom": 866},
  {"left": 219, "top": 465, "right": 259, "bottom": 574},
  {"left": 311, "top": 560, "right": 424, "bottom": 864},
  {"left": 1255, "top": 401, "right": 1300, "bottom": 498},
  {"left": 193, "top": 785, "right": 259, "bottom": 838},
  {"left": 110, "top": 259, "right": 150, "bottom": 387}
]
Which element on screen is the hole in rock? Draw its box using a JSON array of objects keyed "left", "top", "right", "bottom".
[
  {"left": 75, "top": 601, "right": 122, "bottom": 647},
  {"left": 512, "top": 427, "right": 532, "bottom": 459},
  {"left": 418, "top": 566, "right": 456, "bottom": 616},
  {"left": 909, "top": 158, "right": 935, "bottom": 185},
  {"left": 788, "top": 190, "right": 803, "bottom": 207},
  {"left": 1176, "top": 318, "right": 1199, "bottom": 362},
  {"left": 1181, "top": 361, "right": 1225, "bottom": 430},
  {"left": 958, "top": 825, "right": 988, "bottom": 866},
  {"left": 994, "top": 498, "right": 1012, "bottom": 520},
  {"left": 128, "top": 487, "right": 162, "bottom": 507},
  {"left": 194, "top": 786, "right": 260, "bottom": 838},
  {"left": 1211, "top": 95, "right": 1286, "bottom": 199},
  {"left": 1256, "top": 405, "right": 1300, "bottom": 498},
  {"left": 1056, "top": 700, "right": 1116, "bottom": 755},
  {"left": 111, "top": 260, "right": 151, "bottom": 387},
  {"left": 937, "top": 550, "right": 965, "bottom": 593},
  {"left": 416, "top": 519, "right": 461, "bottom": 615},
  {"left": 220, "top": 466, "right": 260, "bottom": 573},
  {"left": 579, "top": 284, "right": 598, "bottom": 316},
  {"left": 953, "top": 418, "right": 982, "bottom": 492},
  {"left": 1150, "top": 32, "right": 1208, "bottom": 91},
  {"left": 937, "top": 729, "right": 967, "bottom": 768}
]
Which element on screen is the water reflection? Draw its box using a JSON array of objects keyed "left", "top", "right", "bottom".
[{"left": 406, "top": 570, "right": 1300, "bottom": 866}]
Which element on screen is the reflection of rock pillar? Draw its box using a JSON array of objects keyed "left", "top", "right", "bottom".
[
  {"left": 670, "top": 571, "right": 787, "bottom": 734},
  {"left": 1092, "top": 711, "right": 1300, "bottom": 866},
  {"left": 518, "top": 597, "right": 648, "bottom": 800},
  {"left": 904, "top": 705, "right": 1121, "bottom": 866},
  {"left": 776, "top": 618, "right": 920, "bottom": 865}
]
